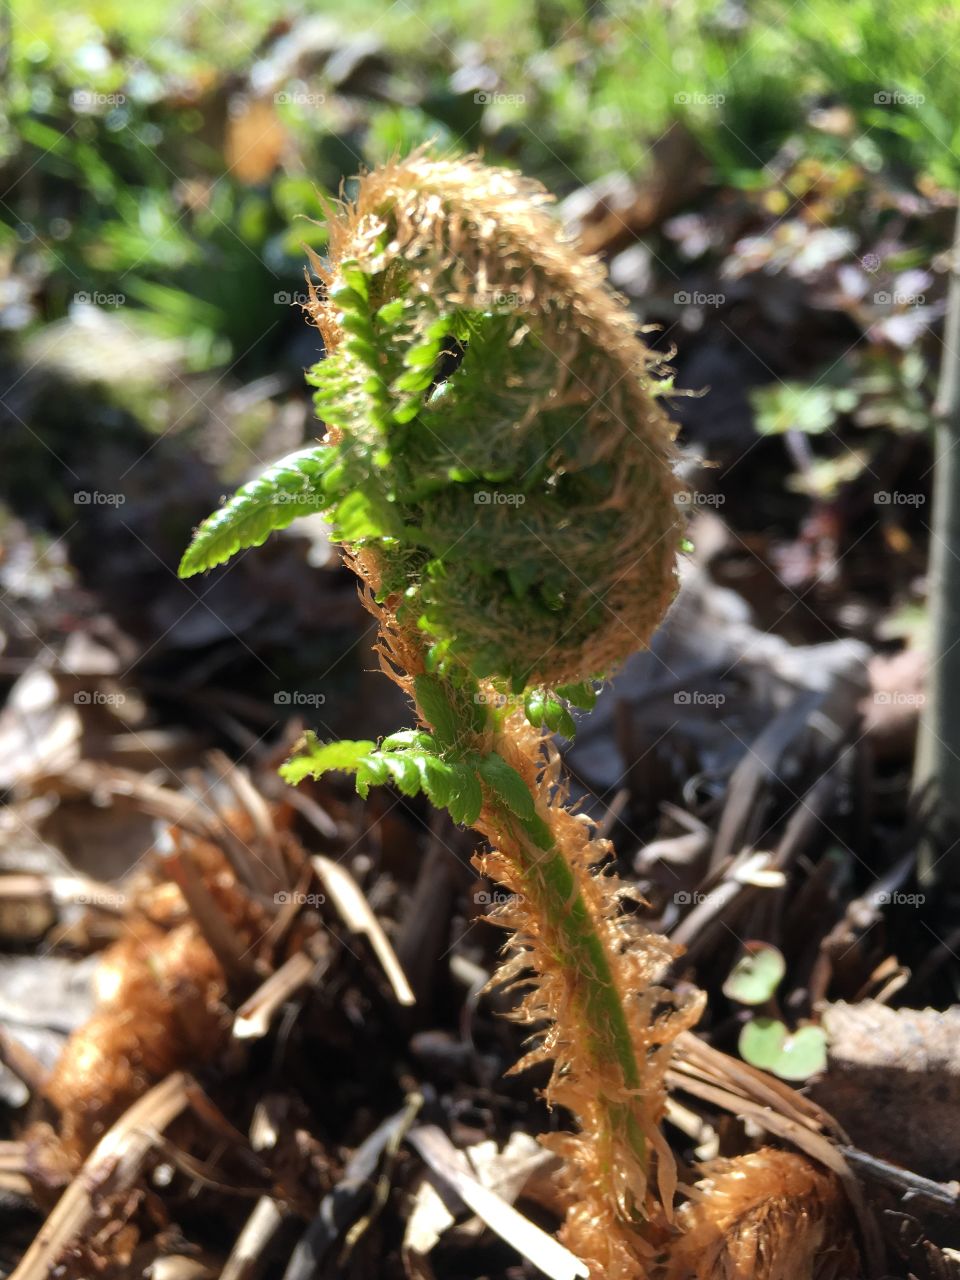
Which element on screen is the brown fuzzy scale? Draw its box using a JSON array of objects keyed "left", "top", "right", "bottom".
[
  {"left": 666, "top": 1149, "right": 858, "bottom": 1280},
  {"left": 29, "top": 840, "right": 271, "bottom": 1177},
  {"left": 478, "top": 708, "right": 705, "bottom": 1275},
  {"left": 304, "top": 151, "right": 683, "bottom": 688}
]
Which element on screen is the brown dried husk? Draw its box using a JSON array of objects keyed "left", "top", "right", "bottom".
[
  {"left": 665, "top": 1148, "right": 859, "bottom": 1280},
  {"left": 30, "top": 837, "right": 270, "bottom": 1174}
]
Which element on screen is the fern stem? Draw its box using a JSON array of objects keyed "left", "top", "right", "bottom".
[{"left": 504, "top": 812, "right": 647, "bottom": 1168}]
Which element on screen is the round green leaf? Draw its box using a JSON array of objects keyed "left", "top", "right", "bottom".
[
  {"left": 738, "top": 1016, "right": 787, "bottom": 1070},
  {"left": 773, "top": 1025, "right": 828, "bottom": 1082},
  {"left": 738, "top": 1018, "right": 827, "bottom": 1082},
  {"left": 722, "top": 942, "right": 786, "bottom": 1006}
]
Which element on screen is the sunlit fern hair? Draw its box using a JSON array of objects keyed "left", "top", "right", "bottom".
[
  {"left": 305, "top": 150, "right": 682, "bottom": 689},
  {"left": 181, "top": 149, "right": 683, "bottom": 693}
]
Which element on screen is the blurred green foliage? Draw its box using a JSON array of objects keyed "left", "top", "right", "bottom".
[{"left": 1, "top": 0, "right": 957, "bottom": 382}]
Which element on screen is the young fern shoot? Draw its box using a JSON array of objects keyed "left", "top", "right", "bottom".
[{"left": 180, "top": 152, "right": 705, "bottom": 1277}]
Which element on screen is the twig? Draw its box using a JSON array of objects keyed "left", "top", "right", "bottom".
[
  {"left": 915, "top": 199, "right": 960, "bottom": 891},
  {"left": 282, "top": 1096, "right": 422, "bottom": 1280},
  {"left": 164, "top": 836, "right": 265, "bottom": 991},
  {"left": 312, "top": 855, "right": 415, "bottom": 1006},
  {"left": 233, "top": 948, "right": 324, "bottom": 1040},
  {"left": 0, "top": 1027, "right": 48, "bottom": 1095},
  {"left": 406, "top": 1125, "right": 589, "bottom": 1280},
  {"left": 8, "top": 1072, "right": 191, "bottom": 1280},
  {"left": 838, "top": 1146, "right": 960, "bottom": 1214},
  {"left": 220, "top": 1196, "right": 286, "bottom": 1280},
  {"left": 669, "top": 1034, "right": 885, "bottom": 1276},
  {"left": 0, "top": 1141, "right": 31, "bottom": 1199}
]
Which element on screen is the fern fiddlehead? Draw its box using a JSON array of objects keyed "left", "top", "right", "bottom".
[{"left": 180, "top": 152, "right": 704, "bottom": 1277}]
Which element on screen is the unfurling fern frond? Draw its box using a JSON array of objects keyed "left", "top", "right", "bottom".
[
  {"left": 180, "top": 151, "right": 854, "bottom": 1280},
  {"left": 179, "top": 447, "right": 333, "bottom": 577}
]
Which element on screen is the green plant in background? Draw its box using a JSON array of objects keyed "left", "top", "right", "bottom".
[
  {"left": 723, "top": 942, "right": 827, "bottom": 1082},
  {"left": 5, "top": 0, "right": 960, "bottom": 398}
]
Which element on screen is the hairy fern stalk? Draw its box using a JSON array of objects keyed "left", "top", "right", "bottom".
[{"left": 180, "top": 153, "right": 850, "bottom": 1279}]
